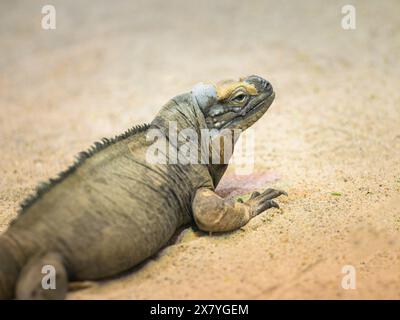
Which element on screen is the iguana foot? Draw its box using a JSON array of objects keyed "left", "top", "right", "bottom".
[
  {"left": 244, "top": 188, "right": 287, "bottom": 216},
  {"left": 192, "top": 187, "right": 287, "bottom": 233},
  {"left": 15, "top": 252, "right": 68, "bottom": 300}
]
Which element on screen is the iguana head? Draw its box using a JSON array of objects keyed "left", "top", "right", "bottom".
[{"left": 191, "top": 75, "right": 275, "bottom": 131}]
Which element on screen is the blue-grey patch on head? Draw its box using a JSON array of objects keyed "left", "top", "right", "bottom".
[{"left": 191, "top": 83, "right": 217, "bottom": 111}]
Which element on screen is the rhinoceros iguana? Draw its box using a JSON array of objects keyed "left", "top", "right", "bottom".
[{"left": 0, "top": 75, "right": 286, "bottom": 299}]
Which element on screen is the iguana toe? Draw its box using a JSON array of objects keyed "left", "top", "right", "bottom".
[{"left": 246, "top": 188, "right": 287, "bottom": 216}]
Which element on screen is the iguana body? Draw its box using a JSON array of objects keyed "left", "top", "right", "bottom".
[{"left": 0, "top": 75, "right": 285, "bottom": 299}]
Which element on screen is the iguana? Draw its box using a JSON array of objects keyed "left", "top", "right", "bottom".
[{"left": 0, "top": 75, "right": 286, "bottom": 299}]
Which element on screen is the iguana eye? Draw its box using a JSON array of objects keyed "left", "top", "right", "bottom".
[{"left": 232, "top": 93, "right": 247, "bottom": 103}]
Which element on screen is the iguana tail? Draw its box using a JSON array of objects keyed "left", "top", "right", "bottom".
[
  {"left": 0, "top": 235, "right": 22, "bottom": 299},
  {"left": 0, "top": 235, "right": 68, "bottom": 299}
]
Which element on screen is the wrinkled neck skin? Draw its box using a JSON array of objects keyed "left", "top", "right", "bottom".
[{"left": 150, "top": 93, "right": 239, "bottom": 188}]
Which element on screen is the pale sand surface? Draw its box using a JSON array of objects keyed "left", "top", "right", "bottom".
[{"left": 0, "top": 0, "right": 399, "bottom": 299}]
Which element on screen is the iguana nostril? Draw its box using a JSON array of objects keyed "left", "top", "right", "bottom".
[{"left": 264, "top": 81, "right": 273, "bottom": 93}]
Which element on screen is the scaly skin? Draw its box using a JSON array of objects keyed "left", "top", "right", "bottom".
[{"left": 0, "top": 75, "right": 286, "bottom": 299}]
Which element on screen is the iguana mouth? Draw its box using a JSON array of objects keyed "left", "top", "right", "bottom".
[{"left": 244, "top": 91, "right": 274, "bottom": 115}]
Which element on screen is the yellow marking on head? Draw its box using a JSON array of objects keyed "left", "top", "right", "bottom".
[{"left": 215, "top": 80, "right": 258, "bottom": 100}]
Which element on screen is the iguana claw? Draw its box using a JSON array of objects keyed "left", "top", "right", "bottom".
[{"left": 246, "top": 188, "right": 287, "bottom": 216}]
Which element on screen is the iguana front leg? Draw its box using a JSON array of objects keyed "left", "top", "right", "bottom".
[{"left": 192, "top": 188, "right": 287, "bottom": 232}]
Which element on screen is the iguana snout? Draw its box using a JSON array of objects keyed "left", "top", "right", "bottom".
[{"left": 191, "top": 75, "right": 275, "bottom": 131}]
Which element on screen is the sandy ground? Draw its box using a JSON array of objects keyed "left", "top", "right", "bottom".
[{"left": 0, "top": 0, "right": 399, "bottom": 299}]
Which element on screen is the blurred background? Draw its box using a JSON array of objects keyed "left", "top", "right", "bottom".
[{"left": 0, "top": 0, "right": 399, "bottom": 299}]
